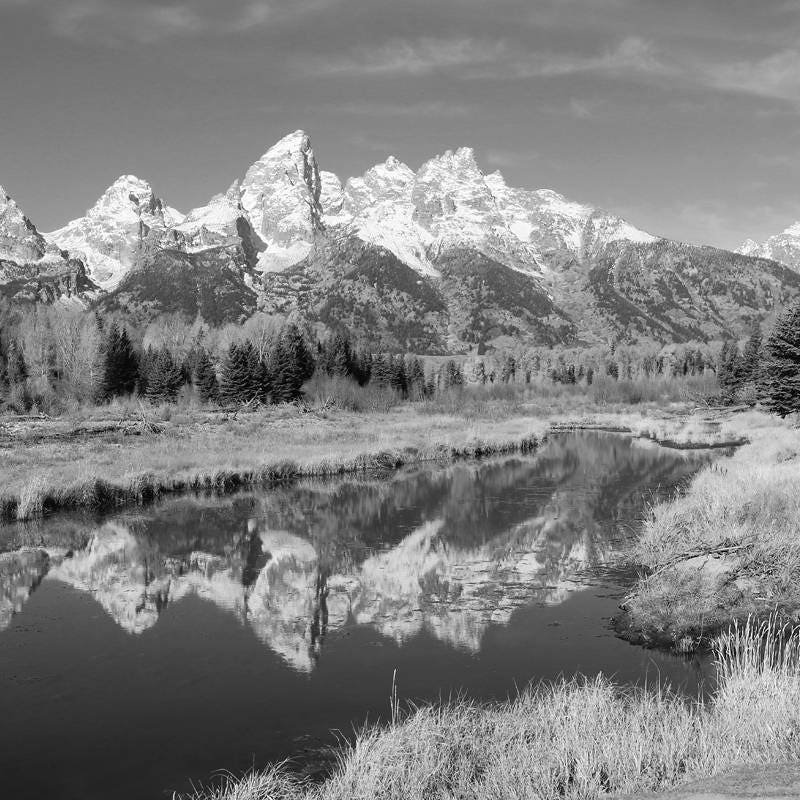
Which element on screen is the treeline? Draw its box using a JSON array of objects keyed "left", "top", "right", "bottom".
[
  {"left": 0, "top": 308, "right": 467, "bottom": 413},
  {"left": 0, "top": 302, "right": 798, "bottom": 415}
]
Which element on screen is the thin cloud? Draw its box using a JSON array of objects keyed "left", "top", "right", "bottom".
[
  {"left": 323, "top": 100, "right": 472, "bottom": 118},
  {"left": 12, "top": 0, "right": 338, "bottom": 44},
  {"left": 308, "top": 37, "right": 508, "bottom": 76},
  {"left": 700, "top": 48, "right": 800, "bottom": 104},
  {"left": 305, "top": 35, "right": 673, "bottom": 82}
]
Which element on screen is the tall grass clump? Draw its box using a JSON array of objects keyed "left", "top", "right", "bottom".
[
  {"left": 305, "top": 374, "right": 402, "bottom": 414},
  {"left": 15, "top": 473, "right": 48, "bottom": 521},
  {"left": 624, "top": 419, "right": 800, "bottom": 643},
  {"left": 182, "top": 619, "right": 800, "bottom": 800}
]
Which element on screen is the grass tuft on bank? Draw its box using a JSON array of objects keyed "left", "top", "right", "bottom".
[
  {"left": 622, "top": 411, "right": 800, "bottom": 646},
  {"left": 182, "top": 618, "right": 800, "bottom": 800}
]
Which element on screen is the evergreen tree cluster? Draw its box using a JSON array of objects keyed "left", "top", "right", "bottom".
[
  {"left": 760, "top": 304, "right": 800, "bottom": 417},
  {"left": 717, "top": 325, "right": 763, "bottom": 401},
  {"left": 101, "top": 323, "right": 139, "bottom": 400},
  {"left": 218, "top": 324, "right": 315, "bottom": 406}
]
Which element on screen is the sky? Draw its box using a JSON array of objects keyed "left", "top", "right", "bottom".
[{"left": 1, "top": 0, "right": 800, "bottom": 249}]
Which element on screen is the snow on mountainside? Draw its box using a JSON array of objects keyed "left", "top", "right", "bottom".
[
  {"left": 323, "top": 145, "right": 658, "bottom": 279},
  {"left": 237, "top": 130, "right": 323, "bottom": 273},
  {"left": 9, "top": 129, "right": 800, "bottom": 346},
  {"left": 0, "top": 185, "right": 66, "bottom": 264},
  {"left": 46, "top": 175, "right": 183, "bottom": 290},
  {"left": 0, "top": 185, "right": 92, "bottom": 302},
  {"left": 737, "top": 221, "right": 800, "bottom": 272},
  {"left": 34, "top": 130, "right": 659, "bottom": 291}
]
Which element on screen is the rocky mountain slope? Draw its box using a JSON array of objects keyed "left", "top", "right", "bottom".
[
  {"left": 46, "top": 175, "right": 183, "bottom": 291},
  {"left": 739, "top": 221, "right": 800, "bottom": 273},
  {"left": 3, "top": 131, "right": 799, "bottom": 347},
  {"left": 0, "top": 186, "right": 94, "bottom": 304}
]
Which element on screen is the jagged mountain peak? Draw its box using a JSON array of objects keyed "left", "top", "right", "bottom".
[
  {"left": 83, "top": 174, "right": 181, "bottom": 222},
  {"left": 47, "top": 175, "right": 182, "bottom": 290},
  {"left": 237, "top": 129, "right": 323, "bottom": 273},
  {"left": 736, "top": 217, "right": 800, "bottom": 272},
  {"left": 0, "top": 183, "right": 93, "bottom": 302},
  {"left": 0, "top": 183, "right": 73, "bottom": 267}
]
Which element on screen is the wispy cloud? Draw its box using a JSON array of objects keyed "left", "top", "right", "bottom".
[
  {"left": 699, "top": 48, "right": 800, "bottom": 104},
  {"left": 306, "top": 29, "right": 800, "bottom": 109},
  {"left": 6, "top": 0, "right": 338, "bottom": 44},
  {"left": 304, "top": 35, "right": 673, "bottom": 83},
  {"left": 306, "top": 37, "right": 508, "bottom": 76},
  {"left": 321, "top": 100, "right": 472, "bottom": 117}
]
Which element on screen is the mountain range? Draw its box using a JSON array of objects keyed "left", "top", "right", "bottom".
[{"left": 2, "top": 130, "right": 799, "bottom": 352}]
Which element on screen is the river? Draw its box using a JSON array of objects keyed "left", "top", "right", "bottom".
[{"left": 0, "top": 432, "right": 720, "bottom": 799}]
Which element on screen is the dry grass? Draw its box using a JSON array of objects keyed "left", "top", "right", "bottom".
[
  {"left": 0, "top": 398, "right": 746, "bottom": 524},
  {"left": 0, "top": 405, "right": 550, "bottom": 522},
  {"left": 623, "top": 411, "right": 800, "bottom": 644},
  {"left": 181, "top": 618, "right": 800, "bottom": 800}
]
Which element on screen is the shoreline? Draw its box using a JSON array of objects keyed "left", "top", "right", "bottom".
[
  {"left": 0, "top": 404, "right": 740, "bottom": 525},
  {"left": 618, "top": 410, "right": 800, "bottom": 652},
  {"left": 0, "top": 408, "right": 550, "bottom": 523}
]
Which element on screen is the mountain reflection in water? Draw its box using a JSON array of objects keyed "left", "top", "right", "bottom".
[{"left": 0, "top": 432, "right": 717, "bottom": 800}]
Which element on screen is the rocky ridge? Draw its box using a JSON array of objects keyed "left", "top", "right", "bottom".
[
  {"left": 0, "top": 186, "right": 94, "bottom": 303},
  {"left": 738, "top": 221, "right": 800, "bottom": 273},
  {"left": 3, "top": 130, "right": 800, "bottom": 346}
]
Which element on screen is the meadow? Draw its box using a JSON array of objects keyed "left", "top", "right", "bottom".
[{"left": 0, "top": 374, "right": 723, "bottom": 523}]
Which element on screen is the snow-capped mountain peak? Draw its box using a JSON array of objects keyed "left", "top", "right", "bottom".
[
  {"left": 237, "top": 129, "right": 323, "bottom": 273},
  {"left": 737, "top": 218, "right": 800, "bottom": 272},
  {"left": 0, "top": 185, "right": 66, "bottom": 264},
  {"left": 47, "top": 175, "right": 181, "bottom": 290},
  {"left": 32, "top": 131, "right": 658, "bottom": 295}
]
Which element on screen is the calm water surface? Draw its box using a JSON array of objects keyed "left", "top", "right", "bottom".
[{"left": 0, "top": 432, "right": 718, "bottom": 799}]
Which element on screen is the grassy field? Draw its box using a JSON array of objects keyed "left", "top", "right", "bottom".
[
  {"left": 0, "top": 403, "right": 556, "bottom": 521},
  {"left": 622, "top": 410, "right": 800, "bottom": 648},
  {"left": 0, "top": 387, "right": 742, "bottom": 523},
  {"left": 183, "top": 618, "right": 800, "bottom": 800}
]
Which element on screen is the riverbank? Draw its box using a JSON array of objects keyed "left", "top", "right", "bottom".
[
  {"left": 184, "top": 618, "right": 800, "bottom": 800},
  {"left": 0, "top": 400, "right": 741, "bottom": 523},
  {"left": 619, "top": 410, "right": 800, "bottom": 650},
  {"left": 0, "top": 406, "right": 552, "bottom": 522}
]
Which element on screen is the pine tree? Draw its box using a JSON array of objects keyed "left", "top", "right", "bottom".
[
  {"left": 325, "top": 331, "right": 354, "bottom": 378},
  {"left": 390, "top": 355, "right": 407, "bottom": 397},
  {"left": 242, "top": 341, "right": 263, "bottom": 403},
  {"left": 740, "top": 323, "right": 763, "bottom": 384},
  {"left": 100, "top": 324, "right": 139, "bottom": 400},
  {"left": 407, "top": 357, "right": 426, "bottom": 398},
  {"left": 271, "top": 339, "right": 304, "bottom": 403},
  {"left": 354, "top": 348, "right": 372, "bottom": 386},
  {"left": 370, "top": 353, "right": 391, "bottom": 387},
  {"left": 760, "top": 302, "right": 800, "bottom": 417},
  {"left": 241, "top": 341, "right": 271, "bottom": 404},
  {"left": 441, "top": 360, "right": 464, "bottom": 390},
  {"left": 137, "top": 345, "right": 158, "bottom": 397},
  {"left": 193, "top": 349, "right": 218, "bottom": 403},
  {"left": 283, "top": 324, "right": 315, "bottom": 382},
  {"left": 145, "top": 346, "right": 183, "bottom": 403},
  {"left": 718, "top": 339, "right": 741, "bottom": 400},
  {"left": 219, "top": 343, "right": 252, "bottom": 405}
]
